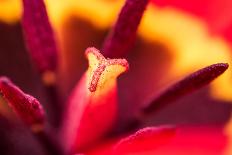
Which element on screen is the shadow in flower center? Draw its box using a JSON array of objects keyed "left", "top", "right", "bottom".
[
  {"left": 117, "top": 38, "right": 174, "bottom": 131},
  {"left": 57, "top": 16, "right": 108, "bottom": 99},
  {"left": 143, "top": 86, "right": 232, "bottom": 127}
]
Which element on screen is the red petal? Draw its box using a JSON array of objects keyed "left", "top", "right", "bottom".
[
  {"left": 87, "top": 126, "right": 175, "bottom": 155},
  {"left": 152, "top": 0, "right": 232, "bottom": 43},
  {"left": 88, "top": 126, "right": 226, "bottom": 155},
  {"left": 113, "top": 126, "right": 175, "bottom": 154},
  {"left": 145, "top": 126, "right": 227, "bottom": 155}
]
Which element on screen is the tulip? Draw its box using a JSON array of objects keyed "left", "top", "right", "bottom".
[{"left": 0, "top": 0, "right": 232, "bottom": 155}]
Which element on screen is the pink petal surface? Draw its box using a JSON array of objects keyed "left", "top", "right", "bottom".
[
  {"left": 88, "top": 126, "right": 227, "bottom": 155},
  {"left": 113, "top": 126, "right": 175, "bottom": 154},
  {"left": 149, "top": 126, "right": 227, "bottom": 155}
]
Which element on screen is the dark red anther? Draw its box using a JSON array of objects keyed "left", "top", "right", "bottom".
[
  {"left": 102, "top": 0, "right": 149, "bottom": 58},
  {"left": 0, "top": 77, "right": 45, "bottom": 131},
  {"left": 22, "top": 0, "right": 58, "bottom": 74},
  {"left": 143, "top": 63, "right": 229, "bottom": 114}
]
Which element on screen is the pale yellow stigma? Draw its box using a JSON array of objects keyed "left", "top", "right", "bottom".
[{"left": 85, "top": 47, "right": 129, "bottom": 93}]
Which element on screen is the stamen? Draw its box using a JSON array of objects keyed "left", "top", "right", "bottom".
[
  {"left": 0, "top": 77, "right": 44, "bottom": 131},
  {"left": 22, "top": 0, "right": 63, "bottom": 127},
  {"left": 0, "top": 77, "right": 64, "bottom": 155},
  {"left": 22, "top": 0, "right": 58, "bottom": 76},
  {"left": 102, "top": 0, "right": 149, "bottom": 58},
  {"left": 142, "top": 63, "right": 229, "bottom": 114}
]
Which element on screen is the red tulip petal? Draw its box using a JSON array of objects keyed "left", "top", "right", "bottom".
[
  {"left": 86, "top": 126, "right": 175, "bottom": 155},
  {"left": 102, "top": 0, "right": 149, "bottom": 58},
  {"left": 88, "top": 126, "right": 226, "bottom": 155},
  {"left": 113, "top": 126, "right": 175, "bottom": 154},
  {"left": 146, "top": 126, "right": 227, "bottom": 155},
  {"left": 151, "top": 0, "right": 232, "bottom": 43},
  {"left": 221, "top": 23, "right": 232, "bottom": 43},
  {"left": 143, "top": 63, "right": 229, "bottom": 114},
  {"left": 22, "top": 0, "right": 58, "bottom": 84},
  {"left": 0, "top": 77, "right": 45, "bottom": 132},
  {"left": 61, "top": 47, "right": 129, "bottom": 153}
]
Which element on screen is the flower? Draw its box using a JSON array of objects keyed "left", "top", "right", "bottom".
[{"left": 0, "top": 0, "right": 232, "bottom": 155}]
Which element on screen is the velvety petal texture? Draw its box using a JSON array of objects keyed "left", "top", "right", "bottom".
[
  {"left": 113, "top": 126, "right": 175, "bottom": 154},
  {"left": 88, "top": 127, "right": 227, "bottom": 155}
]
